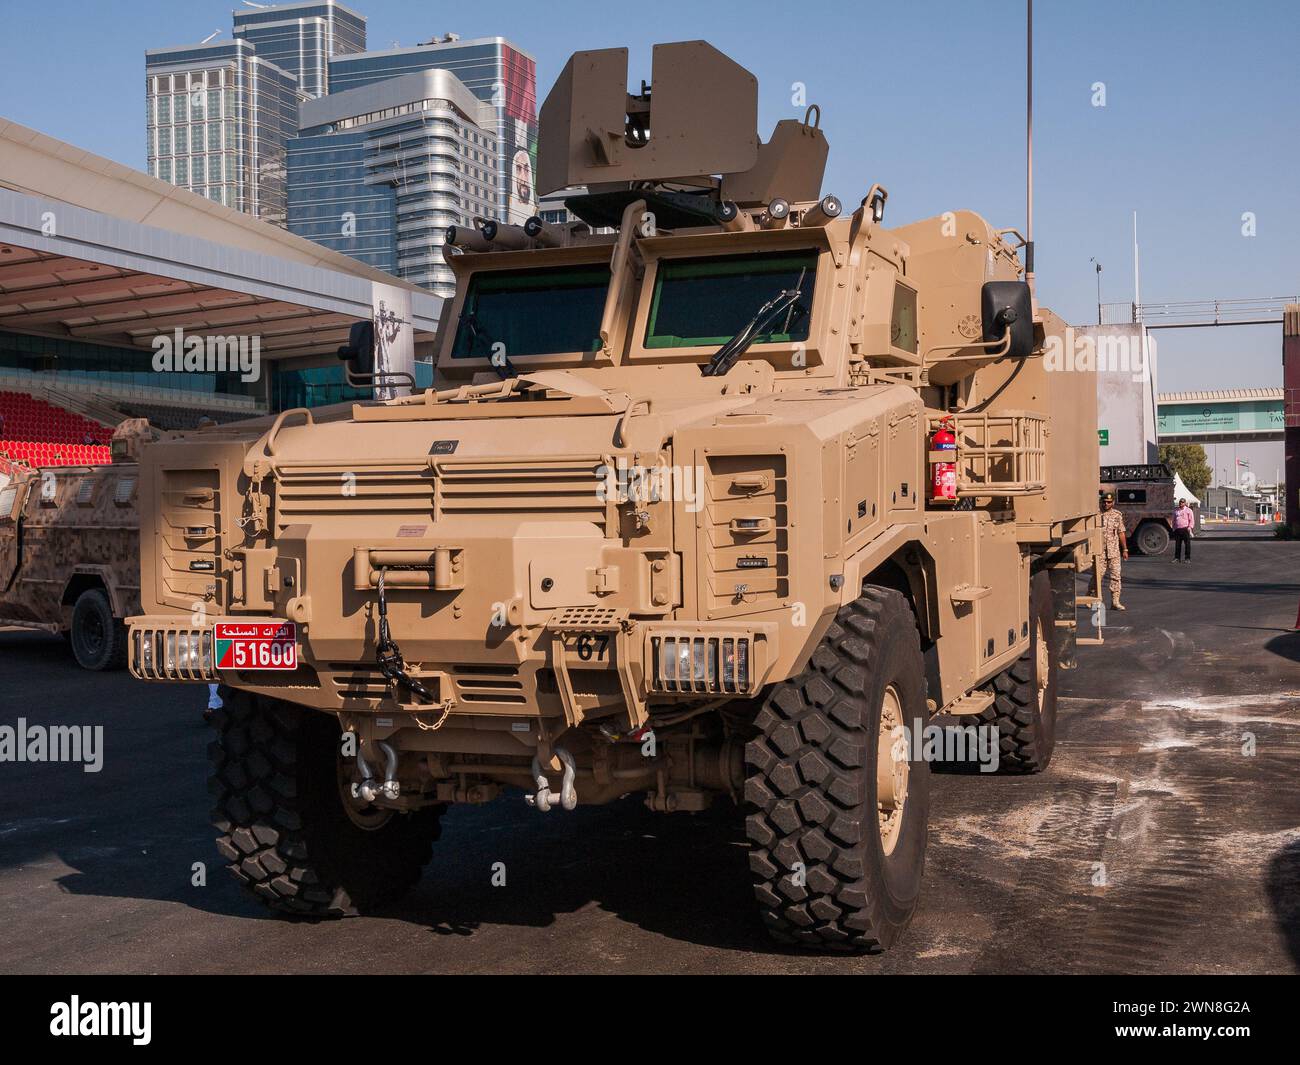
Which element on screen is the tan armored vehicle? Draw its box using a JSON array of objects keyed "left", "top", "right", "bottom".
[
  {"left": 127, "top": 43, "right": 1102, "bottom": 951},
  {"left": 0, "top": 419, "right": 152, "bottom": 670}
]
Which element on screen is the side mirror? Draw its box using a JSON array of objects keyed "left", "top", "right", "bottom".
[
  {"left": 337, "top": 320, "right": 376, "bottom": 383},
  {"left": 980, "top": 281, "right": 1034, "bottom": 359}
]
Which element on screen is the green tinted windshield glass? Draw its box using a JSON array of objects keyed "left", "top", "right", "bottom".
[
  {"left": 644, "top": 250, "right": 817, "bottom": 349},
  {"left": 451, "top": 265, "right": 610, "bottom": 359}
]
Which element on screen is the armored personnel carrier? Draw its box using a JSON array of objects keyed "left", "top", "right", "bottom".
[
  {"left": 127, "top": 42, "right": 1103, "bottom": 951},
  {"left": 1099, "top": 462, "right": 1181, "bottom": 554},
  {"left": 0, "top": 420, "right": 152, "bottom": 670}
]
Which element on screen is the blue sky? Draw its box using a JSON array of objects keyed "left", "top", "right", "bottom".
[{"left": 2, "top": 0, "right": 1297, "bottom": 392}]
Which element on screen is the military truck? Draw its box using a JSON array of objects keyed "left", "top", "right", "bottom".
[
  {"left": 126, "top": 42, "right": 1102, "bottom": 952},
  {"left": 0, "top": 420, "right": 152, "bottom": 670},
  {"left": 1099, "top": 462, "right": 1181, "bottom": 555}
]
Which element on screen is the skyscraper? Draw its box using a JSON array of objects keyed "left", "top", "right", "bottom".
[
  {"left": 328, "top": 35, "right": 538, "bottom": 227},
  {"left": 145, "top": 39, "right": 300, "bottom": 225},
  {"left": 146, "top": 3, "right": 367, "bottom": 226},
  {"left": 232, "top": 1, "right": 366, "bottom": 99},
  {"left": 287, "top": 69, "right": 500, "bottom": 295}
]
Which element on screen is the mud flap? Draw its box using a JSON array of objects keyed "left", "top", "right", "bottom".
[{"left": 1048, "top": 564, "right": 1078, "bottom": 667}]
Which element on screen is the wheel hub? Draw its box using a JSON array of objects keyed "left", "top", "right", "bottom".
[
  {"left": 876, "top": 683, "right": 909, "bottom": 855},
  {"left": 82, "top": 613, "right": 104, "bottom": 655}
]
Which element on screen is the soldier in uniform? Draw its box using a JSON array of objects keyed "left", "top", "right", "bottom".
[{"left": 1099, "top": 491, "right": 1129, "bottom": 610}]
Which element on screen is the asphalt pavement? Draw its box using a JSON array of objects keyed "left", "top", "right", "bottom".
[{"left": 1, "top": 526, "right": 1297, "bottom": 973}]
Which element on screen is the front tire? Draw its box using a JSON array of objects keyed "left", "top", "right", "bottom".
[
  {"left": 1135, "top": 520, "right": 1170, "bottom": 556},
  {"left": 69, "top": 588, "right": 126, "bottom": 671},
  {"left": 209, "top": 691, "right": 442, "bottom": 917},
  {"left": 745, "top": 587, "right": 930, "bottom": 953}
]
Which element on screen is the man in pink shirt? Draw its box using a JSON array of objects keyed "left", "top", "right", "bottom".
[{"left": 1172, "top": 498, "right": 1194, "bottom": 563}]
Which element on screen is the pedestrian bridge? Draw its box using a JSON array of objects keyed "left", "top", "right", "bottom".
[{"left": 1156, "top": 388, "right": 1282, "bottom": 444}]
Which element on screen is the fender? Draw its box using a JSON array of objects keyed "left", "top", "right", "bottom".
[
  {"left": 839, "top": 514, "right": 986, "bottom": 645},
  {"left": 839, "top": 521, "right": 927, "bottom": 611},
  {"left": 65, "top": 563, "right": 138, "bottom": 619}
]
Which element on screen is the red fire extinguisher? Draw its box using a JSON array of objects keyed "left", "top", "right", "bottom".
[{"left": 930, "top": 417, "right": 957, "bottom": 502}]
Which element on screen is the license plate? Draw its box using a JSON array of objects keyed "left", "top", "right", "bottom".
[{"left": 214, "top": 622, "right": 298, "bottom": 671}]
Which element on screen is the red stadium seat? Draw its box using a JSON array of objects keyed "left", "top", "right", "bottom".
[{"left": 0, "top": 391, "right": 116, "bottom": 467}]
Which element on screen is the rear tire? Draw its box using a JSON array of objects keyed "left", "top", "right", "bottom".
[
  {"left": 69, "top": 588, "right": 126, "bottom": 671},
  {"left": 209, "top": 691, "right": 442, "bottom": 917},
  {"left": 1135, "top": 520, "right": 1170, "bottom": 556},
  {"left": 974, "top": 570, "right": 1058, "bottom": 773},
  {"left": 745, "top": 587, "right": 930, "bottom": 953}
]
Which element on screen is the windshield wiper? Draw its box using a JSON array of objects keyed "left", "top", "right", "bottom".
[
  {"left": 461, "top": 312, "right": 516, "bottom": 379},
  {"left": 701, "top": 287, "right": 807, "bottom": 377}
]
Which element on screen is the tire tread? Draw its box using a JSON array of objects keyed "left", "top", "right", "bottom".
[{"left": 745, "top": 587, "right": 925, "bottom": 953}]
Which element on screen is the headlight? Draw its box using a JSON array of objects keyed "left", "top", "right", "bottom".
[
  {"left": 652, "top": 634, "right": 753, "bottom": 694},
  {"left": 130, "top": 624, "right": 215, "bottom": 681},
  {"left": 140, "top": 630, "right": 155, "bottom": 671},
  {"left": 177, "top": 632, "right": 203, "bottom": 672},
  {"left": 162, "top": 631, "right": 212, "bottom": 674},
  {"left": 721, "top": 638, "right": 749, "bottom": 693}
]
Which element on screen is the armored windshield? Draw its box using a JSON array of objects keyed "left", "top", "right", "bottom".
[
  {"left": 644, "top": 250, "right": 817, "bottom": 350},
  {"left": 450, "top": 264, "right": 610, "bottom": 359}
]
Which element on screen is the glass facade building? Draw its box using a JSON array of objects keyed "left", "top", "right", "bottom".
[
  {"left": 145, "top": 40, "right": 300, "bottom": 225},
  {"left": 232, "top": 1, "right": 366, "bottom": 99},
  {"left": 288, "top": 69, "right": 500, "bottom": 295},
  {"left": 146, "top": 4, "right": 365, "bottom": 225},
  {"left": 328, "top": 36, "right": 538, "bottom": 227},
  {"left": 286, "top": 128, "right": 398, "bottom": 275},
  {"left": 270, "top": 361, "right": 433, "bottom": 411},
  {"left": 0, "top": 331, "right": 263, "bottom": 402}
]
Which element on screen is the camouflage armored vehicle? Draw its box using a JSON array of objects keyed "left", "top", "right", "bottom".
[
  {"left": 1099, "top": 462, "right": 1181, "bottom": 555},
  {"left": 127, "top": 43, "right": 1102, "bottom": 951},
  {"left": 0, "top": 419, "right": 152, "bottom": 670}
]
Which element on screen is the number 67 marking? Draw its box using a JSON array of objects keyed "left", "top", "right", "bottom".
[{"left": 576, "top": 634, "right": 609, "bottom": 661}]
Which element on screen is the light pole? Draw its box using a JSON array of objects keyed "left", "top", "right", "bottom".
[{"left": 1090, "top": 258, "right": 1102, "bottom": 324}]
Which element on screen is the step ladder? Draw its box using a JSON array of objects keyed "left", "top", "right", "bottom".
[{"left": 1062, "top": 555, "right": 1105, "bottom": 647}]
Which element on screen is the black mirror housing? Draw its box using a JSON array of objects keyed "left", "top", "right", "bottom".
[
  {"left": 980, "top": 280, "right": 1034, "bottom": 359},
  {"left": 337, "top": 320, "right": 376, "bottom": 377}
]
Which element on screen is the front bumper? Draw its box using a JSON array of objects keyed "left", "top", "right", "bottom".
[{"left": 127, "top": 612, "right": 778, "bottom": 720}]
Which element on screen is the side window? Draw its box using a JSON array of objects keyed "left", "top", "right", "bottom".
[
  {"left": 891, "top": 284, "right": 918, "bottom": 354},
  {"left": 0, "top": 483, "right": 19, "bottom": 523}
]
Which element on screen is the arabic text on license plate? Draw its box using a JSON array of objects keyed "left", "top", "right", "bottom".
[{"left": 214, "top": 622, "right": 298, "bottom": 671}]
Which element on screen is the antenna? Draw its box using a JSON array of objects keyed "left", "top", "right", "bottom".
[
  {"left": 241, "top": 2, "right": 269, "bottom": 8},
  {"left": 201, "top": 29, "right": 222, "bottom": 44},
  {"left": 1025, "top": 0, "right": 1035, "bottom": 291},
  {"left": 1132, "top": 210, "right": 1141, "bottom": 318}
]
